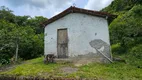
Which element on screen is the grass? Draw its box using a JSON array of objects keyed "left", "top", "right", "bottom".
[
  {"left": 0, "top": 56, "right": 142, "bottom": 80},
  {"left": 71, "top": 62, "right": 142, "bottom": 80},
  {"left": 0, "top": 57, "right": 64, "bottom": 77}
]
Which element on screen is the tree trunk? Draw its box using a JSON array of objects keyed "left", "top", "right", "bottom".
[{"left": 15, "top": 43, "right": 19, "bottom": 62}]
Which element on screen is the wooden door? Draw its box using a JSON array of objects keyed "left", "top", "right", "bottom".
[{"left": 57, "top": 29, "right": 68, "bottom": 58}]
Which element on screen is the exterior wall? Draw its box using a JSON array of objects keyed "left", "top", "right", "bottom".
[{"left": 44, "top": 13, "right": 111, "bottom": 59}]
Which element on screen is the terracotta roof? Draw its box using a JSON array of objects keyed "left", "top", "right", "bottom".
[{"left": 42, "top": 6, "right": 117, "bottom": 27}]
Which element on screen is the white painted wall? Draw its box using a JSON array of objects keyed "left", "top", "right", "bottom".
[{"left": 44, "top": 13, "right": 110, "bottom": 57}]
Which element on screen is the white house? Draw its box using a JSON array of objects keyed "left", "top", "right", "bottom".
[{"left": 42, "top": 6, "right": 116, "bottom": 63}]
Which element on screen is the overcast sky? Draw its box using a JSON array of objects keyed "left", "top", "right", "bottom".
[{"left": 0, "top": 0, "right": 113, "bottom": 18}]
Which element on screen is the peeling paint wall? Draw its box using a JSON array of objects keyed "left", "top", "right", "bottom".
[
  {"left": 89, "top": 39, "right": 111, "bottom": 57},
  {"left": 44, "top": 13, "right": 111, "bottom": 60},
  {"left": 89, "top": 39, "right": 111, "bottom": 63}
]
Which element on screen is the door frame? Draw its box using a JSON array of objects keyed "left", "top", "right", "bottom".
[{"left": 57, "top": 28, "right": 68, "bottom": 58}]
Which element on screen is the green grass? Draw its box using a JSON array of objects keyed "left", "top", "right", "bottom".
[
  {"left": 0, "top": 57, "right": 142, "bottom": 80},
  {"left": 69, "top": 62, "right": 142, "bottom": 80},
  {"left": 0, "top": 57, "right": 65, "bottom": 77}
]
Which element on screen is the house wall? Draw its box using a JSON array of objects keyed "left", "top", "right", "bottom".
[{"left": 44, "top": 13, "right": 111, "bottom": 59}]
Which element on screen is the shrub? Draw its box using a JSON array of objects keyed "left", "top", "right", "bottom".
[
  {"left": 126, "top": 44, "right": 142, "bottom": 66},
  {"left": 129, "top": 44, "right": 142, "bottom": 59},
  {"left": 111, "top": 43, "right": 126, "bottom": 54}
]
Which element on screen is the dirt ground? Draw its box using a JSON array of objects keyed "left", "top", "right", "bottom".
[{"left": 60, "top": 67, "right": 78, "bottom": 74}]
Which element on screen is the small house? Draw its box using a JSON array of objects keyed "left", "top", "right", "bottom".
[{"left": 42, "top": 6, "right": 116, "bottom": 63}]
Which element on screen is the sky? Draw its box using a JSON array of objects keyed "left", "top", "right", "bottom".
[{"left": 0, "top": 0, "right": 113, "bottom": 18}]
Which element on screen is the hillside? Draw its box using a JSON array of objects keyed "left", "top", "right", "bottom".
[
  {"left": 0, "top": 0, "right": 142, "bottom": 80},
  {"left": 0, "top": 57, "right": 142, "bottom": 80},
  {"left": 102, "top": 0, "right": 142, "bottom": 67},
  {"left": 102, "top": 0, "right": 142, "bottom": 14}
]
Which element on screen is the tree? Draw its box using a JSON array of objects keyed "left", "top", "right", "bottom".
[
  {"left": 26, "top": 16, "right": 47, "bottom": 34},
  {"left": 0, "top": 6, "right": 46, "bottom": 64},
  {"left": 0, "top": 6, "right": 15, "bottom": 23}
]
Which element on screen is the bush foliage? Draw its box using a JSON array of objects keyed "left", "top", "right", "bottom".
[
  {"left": 102, "top": 0, "right": 142, "bottom": 65},
  {"left": 0, "top": 6, "right": 47, "bottom": 65}
]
